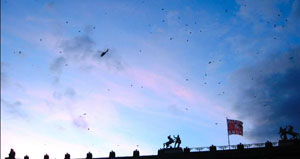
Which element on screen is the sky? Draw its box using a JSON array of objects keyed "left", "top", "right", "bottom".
[{"left": 1, "top": 0, "right": 300, "bottom": 158}]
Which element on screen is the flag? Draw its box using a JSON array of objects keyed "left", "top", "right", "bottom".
[{"left": 227, "top": 119, "right": 243, "bottom": 136}]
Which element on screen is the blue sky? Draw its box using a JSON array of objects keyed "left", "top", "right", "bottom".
[{"left": 1, "top": 0, "right": 300, "bottom": 159}]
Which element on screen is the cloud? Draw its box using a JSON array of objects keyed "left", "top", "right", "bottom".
[
  {"left": 2, "top": 99, "right": 22, "bottom": 108},
  {"left": 72, "top": 116, "right": 89, "bottom": 129},
  {"left": 231, "top": 47, "right": 300, "bottom": 141},
  {"left": 128, "top": 68, "right": 202, "bottom": 105},
  {"left": 95, "top": 48, "right": 125, "bottom": 71},
  {"left": 286, "top": 0, "right": 300, "bottom": 36},
  {"left": 58, "top": 33, "right": 125, "bottom": 70},
  {"left": 235, "top": 0, "right": 300, "bottom": 36},
  {"left": 64, "top": 87, "right": 76, "bottom": 98},
  {"left": 124, "top": 67, "right": 230, "bottom": 121},
  {"left": 49, "top": 56, "right": 66, "bottom": 84},
  {"left": 52, "top": 91, "right": 62, "bottom": 100},
  {"left": 236, "top": 0, "right": 283, "bottom": 22},
  {"left": 60, "top": 35, "right": 95, "bottom": 60},
  {"left": 52, "top": 88, "right": 75, "bottom": 100},
  {"left": 290, "top": 0, "right": 300, "bottom": 20},
  {"left": 49, "top": 34, "right": 95, "bottom": 83},
  {"left": 1, "top": 99, "right": 27, "bottom": 119},
  {"left": 50, "top": 56, "right": 66, "bottom": 74},
  {"left": 49, "top": 33, "right": 125, "bottom": 83},
  {"left": 1, "top": 62, "right": 10, "bottom": 89},
  {"left": 45, "top": 1, "right": 56, "bottom": 11},
  {"left": 167, "top": 104, "right": 185, "bottom": 115},
  {"left": 166, "top": 11, "right": 180, "bottom": 26}
]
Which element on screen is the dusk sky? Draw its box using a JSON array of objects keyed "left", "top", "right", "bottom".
[{"left": 1, "top": 0, "right": 300, "bottom": 158}]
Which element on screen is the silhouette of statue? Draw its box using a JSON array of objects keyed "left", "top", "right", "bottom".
[
  {"left": 44, "top": 154, "right": 49, "bottom": 159},
  {"left": 64, "top": 153, "right": 70, "bottom": 159},
  {"left": 109, "top": 151, "right": 115, "bottom": 159},
  {"left": 288, "top": 125, "right": 294, "bottom": 132},
  {"left": 86, "top": 152, "right": 92, "bottom": 159},
  {"left": 173, "top": 135, "right": 181, "bottom": 148},
  {"left": 163, "top": 135, "right": 175, "bottom": 148},
  {"left": 133, "top": 150, "right": 139, "bottom": 158},
  {"left": 279, "top": 127, "right": 288, "bottom": 140},
  {"left": 24, "top": 155, "right": 29, "bottom": 159},
  {"left": 286, "top": 125, "right": 299, "bottom": 140},
  {"left": 9, "top": 149, "right": 16, "bottom": 159}
]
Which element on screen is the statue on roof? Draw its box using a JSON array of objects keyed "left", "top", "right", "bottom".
[
  {"left": 174, "top": 135, "right": 181, "bottom": 148},
  {"left": 280, "top": 125, "right": 299, "bottom": 140},
  {"left": 9, "top": 149, "right": 15, "bottom": 159},
  {"left": 279, "top": 126, "right": 288, "bottom": 140},
  {"left": 163, "top": 135, "right": 175, "bottom": 148},
  {"left": 286, "top": 125, "right": 299, "bottom": 140}
]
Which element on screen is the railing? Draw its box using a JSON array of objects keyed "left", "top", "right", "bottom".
[{"left": 190, "top": 141, "right": 278, "bottom": 151}]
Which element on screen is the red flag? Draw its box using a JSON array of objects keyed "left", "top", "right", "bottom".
[{"left": 227, "top": 119, "right": 243, "bottom": 136}]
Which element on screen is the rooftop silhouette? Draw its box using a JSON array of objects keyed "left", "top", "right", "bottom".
[{"left": 5, "top": 132, "right": 300, "bottom": 159}]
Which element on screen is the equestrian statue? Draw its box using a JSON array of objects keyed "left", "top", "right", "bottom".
[
  {"left": 163, "top": 135, "right": 181, "bottom": 148},
  {"left": 279, "top": 125, "right": 299, "bottom": 140}
]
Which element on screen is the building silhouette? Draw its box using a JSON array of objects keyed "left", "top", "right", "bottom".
[{"left": 5, "top": 140, "right": 300, "bottom": 159}]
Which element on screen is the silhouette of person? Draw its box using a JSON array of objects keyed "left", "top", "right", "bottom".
[{"left": 174, "top": 135, "right": 181, "bottom": 148}]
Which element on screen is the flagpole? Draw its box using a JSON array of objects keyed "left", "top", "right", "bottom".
[
  {"left": 226, "top": 118, "right": 231, "bottom": 150},
  {"left": 228, "top": 131, "right": 230, "bottom": 150}
]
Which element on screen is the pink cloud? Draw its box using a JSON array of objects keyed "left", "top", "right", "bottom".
[
  {"left": 127, "top": 67, "right": 204, "bottom": 104},
  {"left": 122, "top": 67, "right": 232, "bottom": 120}
]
